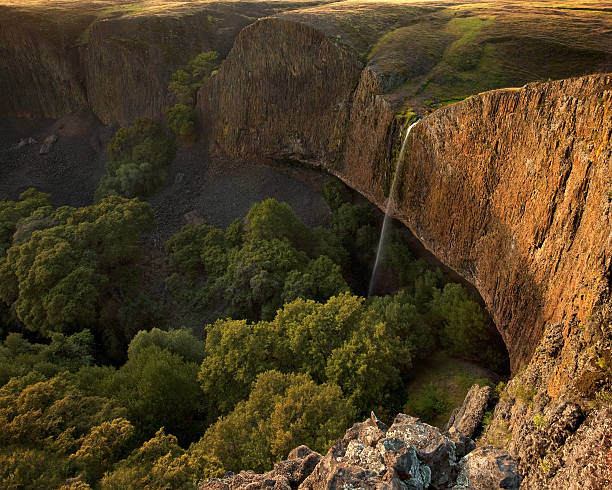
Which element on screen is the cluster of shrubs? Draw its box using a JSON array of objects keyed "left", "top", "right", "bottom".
[
  {"left": 0, "top": 180, "right": 508, "bottom": 487},
  {"left": 95, "top": 118, "right": 176, "bottom": 200},
  {"left": 94, "top": 51, "right": 220, "bottom": 201},
  {"left": 166, "top": 51, "right": 219, "bottom": 141}
]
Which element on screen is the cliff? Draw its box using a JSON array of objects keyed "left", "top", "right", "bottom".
[
  {"left": 0, "top": 0, "right": 334, "bottom": 125},
  {"left": 200, "top": 17, "right": 611, "bottom": 485},
  {"left": 200, "top": 16, "right": 611, "bottom": 375},
  {"left": 199, "top": 18, "right": 363, "bottom": 165}
]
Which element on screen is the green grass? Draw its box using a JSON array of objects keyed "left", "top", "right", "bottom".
[
  {"left": 351, "top": 2, "right": 612, "bottom": 113},
  {"left": 403, "top": 350, "right": 499, "bottom": 428}
]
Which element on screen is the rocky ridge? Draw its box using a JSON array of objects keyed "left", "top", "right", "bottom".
[{"left": 199, "top": 412, "right": 521, "bottom": 490}]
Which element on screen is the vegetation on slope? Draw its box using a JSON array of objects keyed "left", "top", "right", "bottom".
[
  {"left": 95, "top": 118, "right": 176, "bottom": 200},
  {"left": 0, "top": 178, "right": 509, "bottom": 486}
]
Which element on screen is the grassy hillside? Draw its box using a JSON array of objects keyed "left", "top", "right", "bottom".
[{"left": 279, "top": 0, "right": 612, "bottom": 111}]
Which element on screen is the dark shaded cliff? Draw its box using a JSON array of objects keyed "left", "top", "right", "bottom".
[
  {"left": 199, "top": 18, "right": 362, "bottom": 165},
  {"left": 0, "top": 0, "right": 337, "bottom": 124}
]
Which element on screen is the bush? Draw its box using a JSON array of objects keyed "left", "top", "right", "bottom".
[
  {"left": 431, "top": 283, "right": 507, "bottom": 371},
  {"left": 169, "top": 51, "right": 219, "bottom": 105},
  {"left": 99, "top": 345, "right": 207, "bottom": 444},
  {"left": 321, "top": 178, "right": 350, "bottom": 211},
  {"left": 404, "top": 383, "right": 451, "bottom": 424},
  {"left": 198, "top": 370, "right": 354, "bottom": 472},
  {"left": 166, "top": 104, "right": 196, "bottom": 140},
  {"left": 96, "top": 118, "right": 176, "bottom": 200},
  {"left": 127, "top": 328, "right": 205, "bottom": 364}
]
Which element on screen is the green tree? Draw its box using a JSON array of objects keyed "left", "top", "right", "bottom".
[
  {"left": 0, "top": 330, "right": 94, "bottom": 386},
  {"left": 70, "top": 418, "right": 134, "bottom": 482},
  {"left": 0, "top": 196, "right": 155, "bottom": 361},
  {"left": 198, "top": 318, "right": 285, "bottom": 418},
  {"left": 325, "top": 312, "right": 412, "bottom": 418},
  {"left": 321, "top": 178, "right": 351, "bottom": 212},
  {"left": 0, "top": 188, "right": 51, "bottom": 255},
  {"left": 281, "top": 255, "right": 349, "bottom": 304},
  {"left": 279, "top": 293, "right": 364, "bottom": 383},
  {"left": 127, "top": 327, "right": 205, "bottom": 364},
  {"left": 431, "top": 283, "right": 506, "bottom": 370},
  {"left": 96, "top": 118, "right": 176, "bottom": 200},
  {"left": 245, "top": 199, "right": 313, "bottom": 254},
  {"left": 0, "top": 371, "right": 127, "bottom": 487},
  {"left": 101, "top": 428, "right": 223, "bottom": 490},
  {"left": 198, "top": 370, "right": 354, "bottom": 472},
  {"left": 218, "top": 237, "right": 307, "bottom": 320},
  {"left": 103, "top": 345, "right": 206, "bottom": 444},
  {"left": 368, "top": 289, "right": 438, "bottom": 361},
  {"left": 166, "top": 104, "right": 196, "bottom": 140},
  {"left": 169, "top": 51, "right": 219, "bottom": 105}
]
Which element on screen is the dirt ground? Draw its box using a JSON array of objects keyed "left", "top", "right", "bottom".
[{"left": 0, "top": 110, "right": 332, "bottom": 244}]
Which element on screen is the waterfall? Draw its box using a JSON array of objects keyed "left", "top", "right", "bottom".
[{"left": 368, "top": 119, "right": 419, "bottom": 297}]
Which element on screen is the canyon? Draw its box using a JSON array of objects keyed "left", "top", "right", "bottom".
[
  {"left": 197, "top": 13, "right": 611, "bottom": 487},
  {"left": 1, "top": 0, "right": 611, "bottom": 487}
]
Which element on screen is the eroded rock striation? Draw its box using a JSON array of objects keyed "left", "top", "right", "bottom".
[
  {"left": 0, "top": 1, "right": 332, "bottom": 124},
  {"left": 199, "top": 18, "right": 363, "bottom": 166}
]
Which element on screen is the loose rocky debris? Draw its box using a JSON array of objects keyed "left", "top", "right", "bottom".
[
  {"left": 200, "top": 445, "right": 322, "bottom": 490},
  {"left": 39, "top": 134, "right": 58, "bottom": 154},
  {"left": 445, "top": 385, "right": 493, "bottom": 439},
  {"left": 453, "top": 446, "right": 521, "bottom": 490},
  {"left": 199, "top": 408, "right": 521, "bottom": 490}
]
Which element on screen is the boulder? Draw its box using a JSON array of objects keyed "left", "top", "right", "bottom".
[
  {"left": 387, "top": 414, "right": 458, "bottom": 488},
  {"left": 445, "top": 385, "right": 493, "bottom": 439},
  {"left": 39, "top": 134, "right": 57, "bottom": 154},
  {"left": 199, "top": 446, "right": 321, "bottom": 490},
  {"left": 446, "top": 427, "right": 476, "bottom": 459},
  {"left": 453, "top": 446, "right": 521, "bottom": 490},
  {"left": 300, "top": 418, "right": 432, "bottom": 490}
]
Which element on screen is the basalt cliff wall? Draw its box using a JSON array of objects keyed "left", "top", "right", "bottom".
[
  {"left": 0, "top": 2, "right": 313, "bottom": 125},
  {"left": 200, "top": 18, "right": 611, "bottom": 377}
]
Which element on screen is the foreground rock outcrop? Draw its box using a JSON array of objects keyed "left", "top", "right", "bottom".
[
  {"left": 445, "top": 385, "right": 493, "bottom": 439},
  {"left": 200, "top": 415, "right": 521, "bottom": 490}
]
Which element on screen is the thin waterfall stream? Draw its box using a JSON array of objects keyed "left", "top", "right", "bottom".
[{"left": 368, "top": 119, "right": 419, "bottom": 297}]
